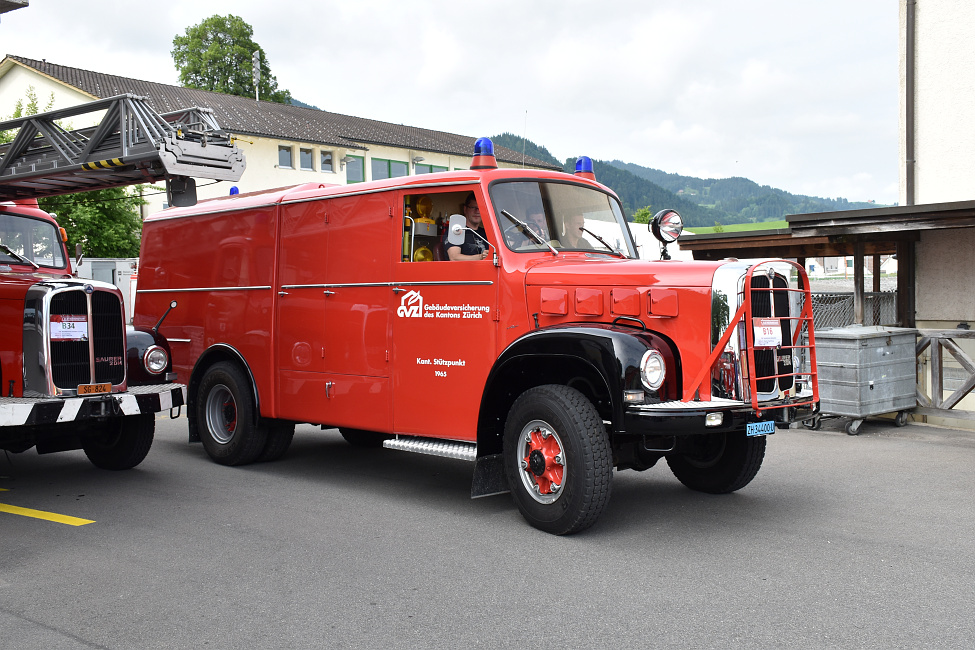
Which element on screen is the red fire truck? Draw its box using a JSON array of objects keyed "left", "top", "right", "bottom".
[
  {"left": 135, "top": 139, "right": 818, "bottom": 534},
  {"left": 0, "top": 198, "right": 183, "bottom": 469}
]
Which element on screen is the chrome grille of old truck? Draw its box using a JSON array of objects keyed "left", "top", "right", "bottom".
[
  {"left": 23, "top": 282, "right": 127, "bottom": 397},
  {"left": 710, "top": 261, "right": 804, "bottom": 403}
]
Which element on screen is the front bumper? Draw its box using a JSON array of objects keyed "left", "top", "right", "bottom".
[
  {"left": 0, "top": 383, "right": 186, "bottom": 428},
  {"left": 622, "top": 394, "right": 819, "bottom": 437}
]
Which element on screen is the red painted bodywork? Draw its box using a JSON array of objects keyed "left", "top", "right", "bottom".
[
  {"left": 0, "top": 201, "right": 73, "bottom": 398},
  {"left": 135, "top": 169, "right": 733, "bottom": 441}
]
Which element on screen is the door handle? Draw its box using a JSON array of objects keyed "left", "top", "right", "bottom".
[
  {"left": 278, "top": 291, "right": 289, "bottom": 296},
  {"left": 323, "top": 290, "right": 335, "bottom": 295},
  {"left": 392, "top": 287, "right": 405, "bottom": 293}
]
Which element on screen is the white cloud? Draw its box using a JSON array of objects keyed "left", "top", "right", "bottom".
[{"left": 0, "top": 0, "right": 899, "bottom": 203}]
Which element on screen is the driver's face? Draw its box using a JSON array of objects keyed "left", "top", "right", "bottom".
[
  {"left": 527, "top": 212, "right": 546, "bottom": 234},
  {"left": 464, "top": 200, "right": 482, "bottom": 228}
]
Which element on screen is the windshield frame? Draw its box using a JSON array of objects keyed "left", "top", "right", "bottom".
[
  {"left": 0, "top": 210, "right": 69, "bottom": 270},
  {"left": 487, "top": 178, "right": 637, "bottom": 258}
]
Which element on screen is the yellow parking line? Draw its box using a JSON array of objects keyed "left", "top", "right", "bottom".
[{"left": 0, "top": 503, "right": 95, "bottom": 526}]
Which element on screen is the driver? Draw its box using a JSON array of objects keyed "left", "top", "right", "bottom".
[{"left": 446, "top": 192, "right": 489, "bottom": 261}]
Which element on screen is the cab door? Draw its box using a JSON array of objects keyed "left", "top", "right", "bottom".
[{"left": 390, "top": 188, "right": 498, "bottom": 441}]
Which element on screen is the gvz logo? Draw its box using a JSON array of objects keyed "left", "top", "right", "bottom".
[{"left": 397, "top": 290, "right": 423, "bottom": 318}]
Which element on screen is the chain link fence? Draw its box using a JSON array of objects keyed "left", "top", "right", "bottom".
[{"left": 809, "top": 291, "right": 898, "bottom": 330}]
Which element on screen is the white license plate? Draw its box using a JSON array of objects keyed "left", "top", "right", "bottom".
[{"left": 746, "top": 420, "right": 775, "bottom": 436}]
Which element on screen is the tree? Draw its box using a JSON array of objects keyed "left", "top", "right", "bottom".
[
  {"left": 0, "top": 85, "right": 54, "bottom": 143},
  {"left": 172, "top": 14, "right": 292, "bottom": 104},
  {"left": 39, "top": 187, "right": 148, "bottom": 258},
  {"left": 632, "top": 206, "right": 653, "bottom": 224}
]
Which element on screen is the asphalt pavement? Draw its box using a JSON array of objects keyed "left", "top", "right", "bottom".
[{"left": 1, "top": 413, "right": 974, "bottom": 649}]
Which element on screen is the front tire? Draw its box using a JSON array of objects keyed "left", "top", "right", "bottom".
[
  {"left": 197, "top": 362, "right": 267, "bottom": 466},
  {"left": 82, "top": 414, "right": 155, "bottom": 470},
  {"left": 666, "top": 430, "right": 766, "bottom": 494},
  {"left": 503, "top": 385, "right": 612, "bottom": 535}
]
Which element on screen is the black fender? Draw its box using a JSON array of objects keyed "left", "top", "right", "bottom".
[
  {"left": 476, "top": 323, "right": 681, "bottom": 458},
  {"left": 186, "top": 343, "right": 262, "bottom": 443}
]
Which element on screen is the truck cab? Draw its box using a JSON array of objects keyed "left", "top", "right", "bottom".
[
  {"left": 0, "top": 199, "right": 185, "bottom": 469},
  {"left": 135, "top": 139, "right": 817, "bottom": 533}
]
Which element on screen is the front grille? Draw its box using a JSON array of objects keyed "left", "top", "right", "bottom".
[
  {"left": 49, "top": 289, "right": 125, "bottom": 389},
  {"left": 92, "top": 291, "right": 125, "bottom": 384},
  {"left": 50, "top": 290, "right": 91, "bottom": 388},
  {"left": 749, "top": 274, "right": 795, "bottom": 394}
]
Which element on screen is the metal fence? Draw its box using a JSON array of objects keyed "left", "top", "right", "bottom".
[{"left": 809, "top": 291, "right": 898, "bottom": 330}]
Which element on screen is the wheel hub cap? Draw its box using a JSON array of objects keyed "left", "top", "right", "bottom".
[{"left": 519, "top": 423, "right": 565, "bottom": 503}]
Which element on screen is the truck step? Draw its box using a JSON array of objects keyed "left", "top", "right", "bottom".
[{"left": 383, "top": 435, "right": 477, "bottom": 461}]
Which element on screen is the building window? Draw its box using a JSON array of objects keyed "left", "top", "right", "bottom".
[
  {"left": 278, "top": 145, "right": 293, "bottom": 168},
  {"left": 415, "top": 163, "right": 448, "bottom": 175},
  {"left": 345, "top": 155, "right": 365, "bottom": 183},
  {"left": 371, "top": 158, "right": 409, "bottom": 180},
  {"left": 321, "top": 151, "right": 334, "bottom": 173},
  {"left": 300, "top": 148, "right": 314, "bottom": 171}
]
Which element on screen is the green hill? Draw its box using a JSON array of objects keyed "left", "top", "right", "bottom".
[{"left": 490, "top": 133, "right": 887, "bottom": 226}]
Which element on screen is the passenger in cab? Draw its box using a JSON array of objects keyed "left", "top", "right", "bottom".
[{"left": 561, "top": 213, "right": 592, "bottom": 249}]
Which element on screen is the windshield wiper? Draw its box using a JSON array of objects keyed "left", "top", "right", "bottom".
[
  {"left": 500, "top": 210, "right": 558, "bottom": 256},
  {"left": 581, "top": 227, "right": 626, "bottom": 257},
  {"left": 0, "top": 243, "right": 39, "bottom": 268}
]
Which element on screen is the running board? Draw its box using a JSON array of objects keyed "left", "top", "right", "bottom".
[{"left": 383, "top": 435, "right": 477, "bottom": 461}]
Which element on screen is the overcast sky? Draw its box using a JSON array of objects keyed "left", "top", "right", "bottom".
[{"left": 2, "top": 0, "right": 899, "bottom": 204}]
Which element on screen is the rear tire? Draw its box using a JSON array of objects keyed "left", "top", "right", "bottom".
[
  {"left": 82, "top": 414, "right": 155, "bottom": 470},
  {"left": 197, "top": 362, "right": 267, "bottom": 466},
  {"left": 257, "top": 422, "right": 295, "bottom": 462},
  {"left": 667, "top": 430, "right": 765, "bottom": 494},
  {"left": 503, "top": 385, "right": 612, "bottom": 535}
]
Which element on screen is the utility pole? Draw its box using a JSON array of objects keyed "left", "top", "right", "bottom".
[{"left": 252, "top": 50, "right": 260, "bottom": 102}]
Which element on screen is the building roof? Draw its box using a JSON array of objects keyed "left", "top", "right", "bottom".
[{"left": 2, "top": 54, "right": 560, "bottom": 170}]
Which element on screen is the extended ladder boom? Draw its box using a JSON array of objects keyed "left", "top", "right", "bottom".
[{"left": 0, "top": 94, "right": 245, "bottom": 205}]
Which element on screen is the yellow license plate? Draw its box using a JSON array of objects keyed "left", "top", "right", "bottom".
[{"left": 77, "top": 383, "right": 112, "bottom": 395}]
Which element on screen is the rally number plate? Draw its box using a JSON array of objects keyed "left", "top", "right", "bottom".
[
  {"left": 78, "top": 383, "right": 112, "bottom": 396},
  {"left": 746, "top": 420, "right": 775, "bottom": 437}
]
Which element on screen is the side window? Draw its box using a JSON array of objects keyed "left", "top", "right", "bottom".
[
  {"left": 321, "top": 151, "right": 333, "bottom": 173},
  {"left": 278, "top": 145, "right": 294, "bottom": 169},
  {"left": 345, "top": 155, "right": 364, "bottom": 183},
  {"left": 372, "top": 158, "right": 409, "bottom": 180},
  {"left": 400, "top": 190, "right": 483, "bottom": 262},
  {"left": 299, "top": 148, "right": 314, "bottom": 171}
]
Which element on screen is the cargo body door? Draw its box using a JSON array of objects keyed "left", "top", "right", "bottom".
[
  {"left": 319, "top": 193, "right": 393, "bottom": 432},
  {"left": 390, "top": 188, "right": 498, "bottom": 441},
  {"left": 274, "top": 198, "right": 329, "bottom": 422}
]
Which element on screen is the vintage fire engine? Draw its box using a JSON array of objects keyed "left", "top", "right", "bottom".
[
  {"left": 0, "top": 198, "right": 183, "bottom": 469},
  {"left": 134, "top": 138, "right": 819, "bottom": 533},
  {"left": 0, "top": 94, "right": 244, "bottom": 469}
]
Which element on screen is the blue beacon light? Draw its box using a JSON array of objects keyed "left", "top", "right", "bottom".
[
  {"left": 574, "top": 156, "right": 596, "bottom": 181},
  {"left": 471, "top": 137, "right": 498, "bottom": 170}
]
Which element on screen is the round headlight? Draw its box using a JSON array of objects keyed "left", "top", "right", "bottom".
[
  {"left": 650, "top": 209, "right": 683, "bottom": 243},
  {"left": 640, "top": 349, "right": 666, "bottom": 391},
  {"left": 144, "top": 345, "right": 168, "bottom": 375}
]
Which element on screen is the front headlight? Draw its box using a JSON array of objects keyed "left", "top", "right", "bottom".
[
  {"left": 144, "top": 345, "right": 168, "bottom": 375},
  {"left": 640, "top": 349, "right": 666, "bottom": 391}
]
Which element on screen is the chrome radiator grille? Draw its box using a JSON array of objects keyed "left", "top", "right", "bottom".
[{"left": 49, "top": 288, "right": 125, "bottom": 389}]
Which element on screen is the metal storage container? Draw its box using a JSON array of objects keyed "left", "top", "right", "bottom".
[{"left": 813, "top": 325, "right": 917, "bottom": 434}]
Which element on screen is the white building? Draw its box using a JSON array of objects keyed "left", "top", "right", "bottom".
[{"left": 0, "top": 55, "right": 558, "bottom": 217}]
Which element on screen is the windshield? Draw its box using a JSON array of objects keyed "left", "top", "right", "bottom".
[
  {"left": 490, "top": 180, "right": 636, "bottom": 257},
  {"left": 0, "top": 212, "right": 67, "bottom": 269}
]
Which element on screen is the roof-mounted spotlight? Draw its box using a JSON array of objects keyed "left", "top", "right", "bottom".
[
  {"left": 650, "top": 209, "right": 683, "bottom": 261},
  {"left": 574, "top": 156, "right": 596, "bottom": 181},
  {"left": 471, "top": 137, "right": 497, "bottom": 170}
]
